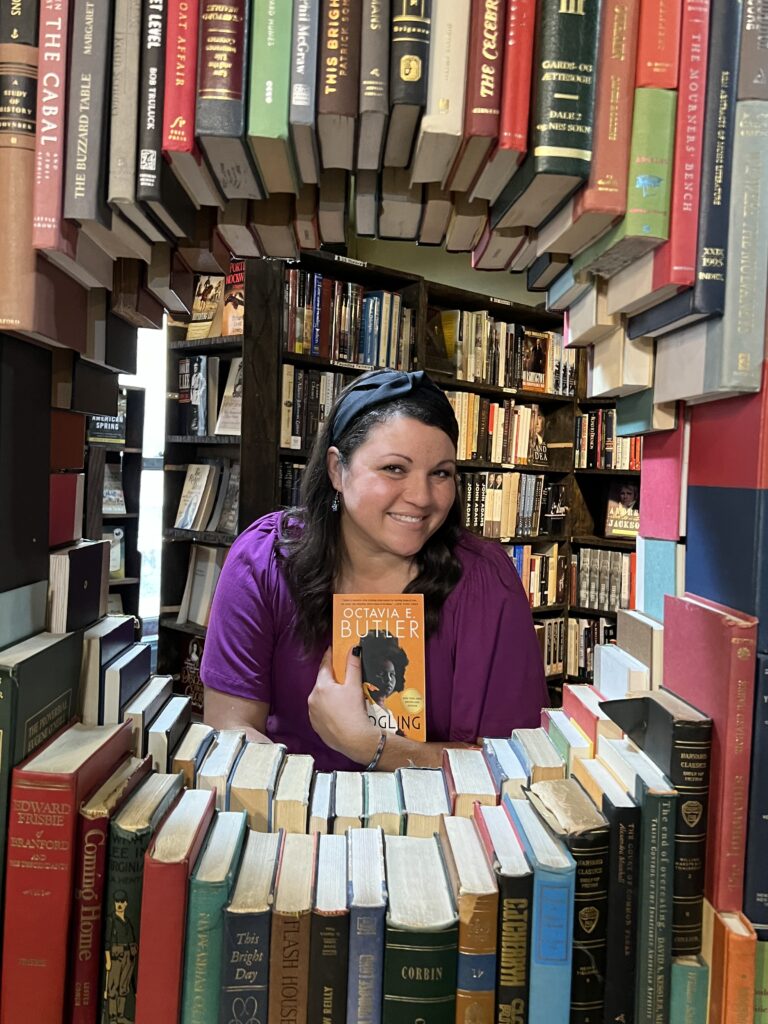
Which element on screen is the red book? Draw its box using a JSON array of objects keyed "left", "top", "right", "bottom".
[
  {"left": 49, "top": 471, "right": 84, "bottom": 547},
  {"left": 708, "top": 909, "right": 758, "bottom": 1024},
  {"left": 69, "top": 755, "right": 152, "bottom": 1024},
  {"left": 650, "top": 0, "right": 711, "bottom": 292},
  {"left": 561, "top": 683, "right": 621, "bottom": 750},
  {"left": 446, "top": 0, "right": 505, "bottom": 193},
  {"left": 536, "top": 0, "right": 640, "bottom": 255},
  {"left": 663, "top": 594, "right": 757, "bottom": 911},
  {"left": 133, "top": 788, "right": 216, "bottom": 1024},
  {"left": 32, "top": 0, "right": 78, "bottom": 257},
  {"left": 470, "top": 0, "right": 536, "bottom": 202},
  {"left": 635, "top": 0, "right": 683, "bottom": 87},
  {"left": 50, "top": 410, "right": 86, "bottom": 471},
  {"left": 0, "top": 722, "right": 134, "bottom": 1024}
]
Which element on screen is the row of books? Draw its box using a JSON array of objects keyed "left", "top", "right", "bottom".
[
  {"left": 462, "top": 471, "right": 567, "bottom": 541},
  {"left": 566, "top": 617, "right": 617, "bottom": 681},
  {"left": 184, "top": 260, "right": 246, "bottom": 340},
  {"left": 282, "top": 267, "right": 416, "bottom": 369},
  {"left": 173, "top": 461, "right": 241, "bottom": 538},
  {"left": 574, "top": 410, "right": 643, "bottom": 471},
  {"left": 428, "top": 311, "right": 575, "bottom": 396},
  {"left": 533, "top": 617, "right": 566, "bottom": 677},
  {"left": 280, "top": 366, "right": 353, "bottom": 451},
  {"left": 506, "top": 543, "right": 568, "bottom": 610},
  {"left": 447, "top": 395, "right": 557, "bottom": 467},
  {"left": 176, "top": 356, "right": 243, "bottom": 438},
  {"left": 571, "top": 546, "right": 637, "bottom": 614}
]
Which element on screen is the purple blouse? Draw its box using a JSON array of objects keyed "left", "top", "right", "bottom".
[{"left": 201, "top": 511, "right": 548, "bottom": 770}]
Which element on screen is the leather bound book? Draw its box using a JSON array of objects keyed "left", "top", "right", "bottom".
[
  {"left": 0, "top": 722, "right": 134, "bottom": 1023},
  {"left": 382, "top": 0, "right": 432, "bottom": 168},
  {"left": 357, "top": 0, "right": 391, "bottom": 171},
  {"left": 268, "top": 832, "right": 316, "bottom": 1024},
  {"left": 0, "top": 0, "right": 38, "bottom": 331},
  {"left": 49, "top": 471, "right": 85, "bottom": 548},
  {"left": 308, "top": 834, "right": 350, "bottom": 1024},
  {"left": 708, "top": 907, "right": 758, "bottom": 1024},
  {"left": 196, "top": 0, "right": 263, "bottom": 200},
  {"left": 663, "top": 594, "right": 757, "bottom": 912},
  {"left": 317, "top": 0, "right": 362, "bottom": 172},
  {"left": 48, "top": 539, "right": 109, "bottom": 634},
  {"left": 635, "top": 0, "right": 683, "bottom": 87}
]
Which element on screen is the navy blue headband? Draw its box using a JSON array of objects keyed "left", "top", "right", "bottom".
[{"left": 329, "top": 370, "right": 451, "bottom": 444}]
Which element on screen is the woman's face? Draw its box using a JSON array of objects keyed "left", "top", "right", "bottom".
[{"left": 328, "top": 415, "right": 457, "bottom": 561}]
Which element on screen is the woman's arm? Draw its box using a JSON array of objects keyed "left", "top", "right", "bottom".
[{"left": 204, "top": 686, "right": 272, "bottom": 744}]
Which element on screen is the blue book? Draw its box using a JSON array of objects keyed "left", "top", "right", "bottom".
[
  {"left": 615, "top": 390, "right": 677, "bottom": 437},
  {"left": 288, "top": 0, "right": 320, "bottom": 186},
  {"left": 347, "top": 828, "right": 387, "bottom": 1024},
  {"left": 546, "top": 265, "right": 590, "bottom": 313},
  {"left": 504, "top": 795, "right": 575, "bottom": 1024},
  {"left": 361, "top": 295, "right": 376, "bottom": 367},
  {"left": 637, "top": 537, "right": 685, "bottom": 623},
  {"left": 311, "top": 274, "right": 323, "bottom": 355},
  {"left": 219, "top": 830, "right": 282, "bottom": 1024},
  {"left": 669, "top": 956, "right": 708, "bottom": 1024},
  {"left": 182, "top": 811, "right": 247, "bottom": 1024},
  {"left": 745, "top": 655, "right": 768, "bottom": 925},
  {"left": 626, "top": 0, "right": 743, "bottom": 340}
]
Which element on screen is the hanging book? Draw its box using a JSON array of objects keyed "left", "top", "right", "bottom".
[
  {"left": 332, "top": 594, "right": 426, "bottom": 741},
  {"left": 605, "top": 478, "right": 640, "bottom": 538},
  {"left": 214, "top": 358, "right": 243, "bottom": 436},
  {"left": 221, "top": 259, "right": 245, "bottom": 337}
]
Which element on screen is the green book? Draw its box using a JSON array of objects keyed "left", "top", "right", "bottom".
[
  {"left": 0, "top": 631, "right": 82, "bottom": 927},
  {"left": 669, "top": 956, "right": 708, "bottom": 1024},
  {"left": 101, "top": 772, "right": 185, "bottom": 1024},
  {"left": 580, "top": 88, "right": 677, "bottom": 278},
  {"left": 382, "top": 835, "right": 458, "bottom": 1024},
  {"left": 181, "top": 810, "right": 248, "bottom": 1024},
  {"left": 247, "top": 0, "right": 299, "bottom": 194}
]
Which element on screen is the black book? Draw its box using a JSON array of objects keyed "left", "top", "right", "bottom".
[
  {"left": 626, "top": 0, "right": 743, "bottom": 339},
  {"left": 382, "top": 0, "right": 431, "bottom": 168},
  {"left": 308, "top": 834, "right": 349, "bottom": 1024},
  {"left": 602, "top": 691, "right": 713, "bottom": 956},
  {"left": 0, "top": 335, "right": 51, "bottom": 593},
  {"left": 0, "top": 0, "right": 38, "bottom": 41},
  {"left": 48, "top": 539, "right": 108, "bottom": 633}
]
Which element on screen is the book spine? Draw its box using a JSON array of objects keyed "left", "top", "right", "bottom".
[
  {"left": 317, "top": 0, "right": 361, "bottom": 117},
  {"left": 196, "top": 0, "right": 248, "bottom": 135},
  {"left": 267, "top": 912, "right": 311, "bottom": 1024},
  {"left": 745, "top": 655, "right": 768, "bottom": 924},
  {"left": 108, "top": 0, "right": 142, "bottom": 205},
  {"left": 738, "top": 0, "right": 768, "bottom": 99},
  {"left": 0, "top": 772, "right": 78, "bottom": 1021},
  {"left": 290, "top": 0, "right": 319, "bottom": 127},
  {"left": 463, "top": 0, "right": 504, "bottom": 140},
  {"left": 669, "top": 957, "right": 709, "bottom": 1024},
  {"left": 219, "top": 910, "right": 271, "bottom": 1024},
  {"left": 307, "top": 912, "right": 350, "bottom": 1024},
  {"left": 528, "top": 867, "right": 574, "bottom": 1022},
  {"left": 382, "top": 923, "right": 458, "bottom": 1023},
  {"left": 574, "top": 0, "right": 640, "bottom": 217},
  {"left": 568, "top": 827, "right": 610, "bottom": 1024},
  {"left": 70, "top": 814, "right": 111, "bottom": 1024},
  {"left": 136, "top": 0, "right": 167, "bottom": 203},
  {"left": 62, "top": 0, "right": 113, "bottom": 223},
  {"left": 347, "top": 905, "right": 386, "bottom": 1024},
  {"left": 0, "top": 669, "right": 17, "bottom": 922},
  {"left": 359, "top": 0, "right": 390, "bottom": 117},
  {"left": 635, "top": 0, "right": 683, "bottom": 87},
  {"left": 714, "top": 100, "right": 768, "bottom": 393},
  {"left": 388, "top": 0, "right": 431, "bottom": 108},
  {"left": 32, "top": 0, "right": 75, "bottom": 250},
  {"left": 456, "top": 890, "right": 497, "bottom": 1021},
  {"left": 494, "top": 872, "right": 533, "bottom": 1024},
  {"left": 163, "top": 0, "right": 199, "bottom": 154},
  {"left": 603, "top": 801, "right": 641, "bottom": 1024},
  {"left": 652, "top": 0, "right": 711, "bottom": 289},
  {"left": 635, "top": 786, "right": 676, "bottom": 1024},
  {"left": 529, "top": 0, "right": 601, "bottom": 177},
  {"left": 0, "top": 2, "right": 37, "bottom": 330},
  {"left": 181, "top": 880, "right": 230, "bottom": 1024},
  {"left": 498, "top": 0, "right": 536, "bottom": 154},
  {"left": 667, "top": 720, "right": 712, "bottom": 956}
]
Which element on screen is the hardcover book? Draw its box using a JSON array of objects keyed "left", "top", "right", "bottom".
[
  {"left": 289, "top": 0, "right": 321, "bottom": 184},
  {"left": 316, "top": 0, "right": 362, "bottom": 171},
  {"left": 383, "top": 0, "right": 432, "bottom": 168},
  {"left": 268, "top": 832, "right": 316, "bottom": 1024},
  {"left": 333, "top": 594, "right": 426, "bottom": 741},
  {"left": 604, "top": 477, "right": 640, "bottom": 537},
  {"left": 347, "top": 828, "right": 387, "bottom": 1024},
  {"left": 308, "top": 833, "right": 350, "bottom": 1024},
  {"left": 357, "top": 0, "right": 391, "bottom": 171}
]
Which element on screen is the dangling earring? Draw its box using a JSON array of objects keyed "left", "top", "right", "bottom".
[{"left": 331, "top": 491, "right": 341, "bottom": 512}]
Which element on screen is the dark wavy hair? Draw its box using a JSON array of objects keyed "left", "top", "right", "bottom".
[{"left": 277, "top": 371, "right": 464, "bottom": 651}]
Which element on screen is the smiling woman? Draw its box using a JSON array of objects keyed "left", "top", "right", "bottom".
[{"left": 201, "top": 369, "right": 548, "bottom": 771}]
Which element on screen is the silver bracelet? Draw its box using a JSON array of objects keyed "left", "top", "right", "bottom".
[{"left": 364, "top": 732, "right": 387, "bottom": 772}]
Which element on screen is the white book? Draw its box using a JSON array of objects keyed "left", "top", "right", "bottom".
[
  {"left": 197, "top": 729, "right": 246, "bottom": 811},
  {"left": 332, "top": 771, "right": 363, "bottom": 834},
  {"left": 593, "top": 644, "right": 651, "bottom": 699},
  {"left": 587, "top": 329, "right": 654, "bottom": 398},
  {"left": 397, "top": 768, "right": 450, "bottom": 838},
  {"left": 214, "top": 357, "right": 243, "bottom": 435},
  {"left": 122, "top": 674, "right": 173, "bottom": 756},
  {"left": 309, "top": 772, "right": 334, "bottom": 835},
  {"left": 176, "top": 544, "right": 226, "bottom": 628},
  {"left": 174, "top": 464, "right": 215, "bottom": 530},
  {"left": 146, "top": 695, "right": 192, "bottom": 772}
]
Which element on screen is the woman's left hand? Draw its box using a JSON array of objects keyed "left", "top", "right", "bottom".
[{"left": 308, "top": 646, "right": 381, "bottom": 765}]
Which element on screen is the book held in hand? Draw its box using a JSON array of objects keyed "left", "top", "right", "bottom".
[{"left": 333, "top": 594, "right": 426, "bottom": 742}]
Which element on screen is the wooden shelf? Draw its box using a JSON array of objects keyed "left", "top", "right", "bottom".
[
  {"left": 103, "top": 511, "right": 140, "bottom": 519},
  {"left": 571, "top": 534, "right": 636, "bottom": 551},
  {"left": 160, "top": 614, "right": 208, "bottom": 637},
  {"left": 282, "top": 351, "right": 376, "bottom": 375},
  {"left": 569, "top": 606, "right": 619, "bottom": 618},
  {"left": 109, "top": 577, "right": 140, "bottom": 587},
  {"left": 164, "top": 527, "right": 236, "bottom": 546},
  {"left": 425, "top": 368, "right": 574, "bottom": 405},
  {"left": 501, "top": 534, "right": 566, "bottom": 545},
  {"left": 531, "top": 603, "right": 566, "bottom": 615},
  {"left": 169, "top": 334, "right": 244, "bottom": 351}
]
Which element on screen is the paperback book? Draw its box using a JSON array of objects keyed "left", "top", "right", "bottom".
[
  {"left": 186, "top": 274, "right": 225, "bottom": 340},
  {"left": 333, "top": 594, "right": 426, "bottom": 741},
  {"left": 605, "top": 478, "right": 640, "bottom": 538}
]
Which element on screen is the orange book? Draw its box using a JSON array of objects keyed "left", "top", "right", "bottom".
[
  {"left": 332, "top": 594, "right": 426, "bottom": 741},
  {"left": 708, "top": 906, "right": 757, "bottom": 1024}
]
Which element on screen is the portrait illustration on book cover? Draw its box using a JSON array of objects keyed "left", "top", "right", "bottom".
[
  {"left": 605, "top": 478, "right": 640, "bottom": 537},
  {"left": 333, "top": 594, "right": 426, "bottom": 741}
]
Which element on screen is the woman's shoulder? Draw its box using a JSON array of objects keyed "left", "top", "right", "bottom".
[
  {"left": 226, "top": 510, "right": 292, "bottom": 577},
  {"left": 452, "top": 530, "right": 522, "bottom": 591}
]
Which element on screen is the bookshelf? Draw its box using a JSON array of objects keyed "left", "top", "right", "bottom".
[{"left": 85, "top": 385, "right": 145, "bottom": 619}]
